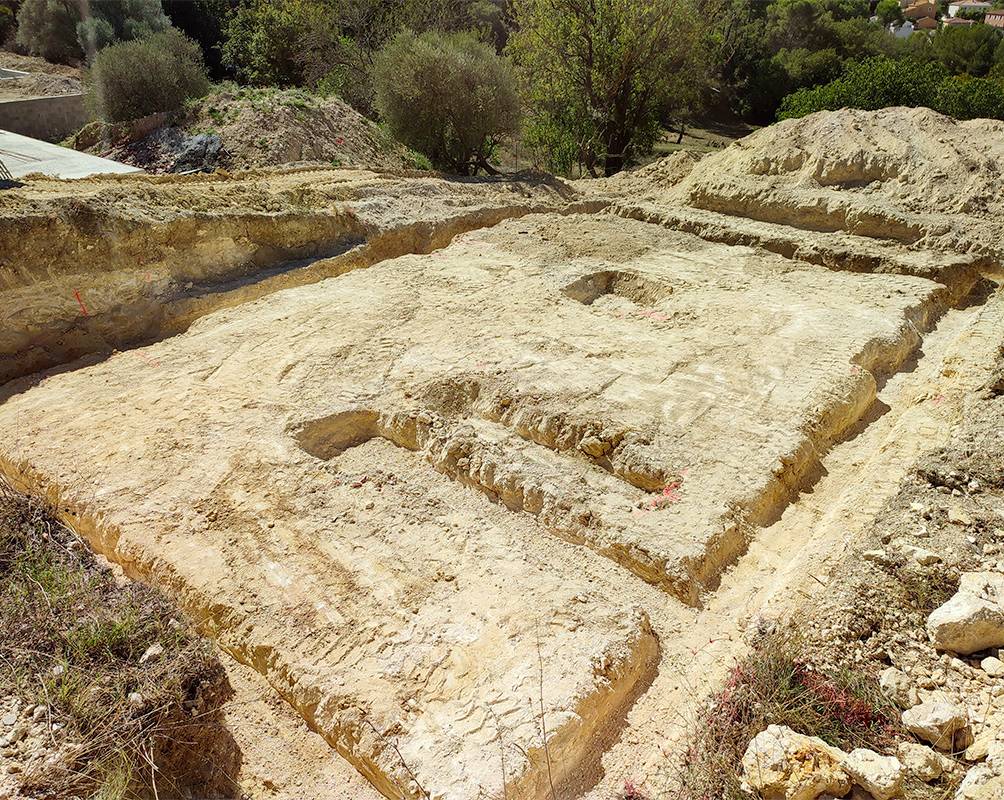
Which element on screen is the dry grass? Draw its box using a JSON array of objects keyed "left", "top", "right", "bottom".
[
  {"left": 0, "top": 479, "right": 239, "bottom": 799},
  {"left": 678, "top": 631, "right": 904, "bottom": 800}
]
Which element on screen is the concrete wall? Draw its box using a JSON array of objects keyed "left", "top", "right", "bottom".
[{"left": 0, "top": 94, "right": 89, "bottom": 142}]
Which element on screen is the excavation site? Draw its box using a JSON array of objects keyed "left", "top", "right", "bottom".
[{"left": 1, "top": 107, "right": 1004, "bottom": 800}]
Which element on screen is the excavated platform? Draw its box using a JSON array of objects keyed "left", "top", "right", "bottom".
[{"left": 0, "top": 206, "right": 978, "bottom": 798}]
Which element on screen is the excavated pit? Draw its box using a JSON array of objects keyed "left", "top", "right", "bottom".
[{"left": 3, "top": 110, "right": 1004, "bottom": 799}]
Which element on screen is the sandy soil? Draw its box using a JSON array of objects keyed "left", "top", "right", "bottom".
[
  {"left": 0, "top": 107, "right": 1001, "bottom": 798},
  {"left": 0, "top": 51, "right": 81, "bottom": 100}
]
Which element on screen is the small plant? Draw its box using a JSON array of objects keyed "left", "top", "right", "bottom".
[
  {"left": 680, "top": 631, "right": 902, "bottom": 800},
  {"left": 0, "top": 480, "right": 236, "bottom": 797}
]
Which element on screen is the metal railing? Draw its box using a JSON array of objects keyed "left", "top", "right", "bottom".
[{"left": 0, "top": 157, "right": 12, "bottom": 182}]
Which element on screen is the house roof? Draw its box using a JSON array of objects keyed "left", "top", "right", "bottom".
[
  {"left": 943, "top": 15, "right": 976, "bottom": 22},
  {"left": 915, "top": 15, "right": 939, "bottom": 27},
  {"left": 950, "top": 0, "right": 991, "bottom": 7}
]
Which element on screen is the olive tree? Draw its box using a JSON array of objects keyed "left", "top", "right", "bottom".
[{"left": 373, "top": 29, "right": 520, "bottom": 175}]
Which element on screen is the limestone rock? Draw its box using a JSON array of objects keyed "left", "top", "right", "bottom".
[
  {"left": 880, "top": 667, "right": 918, "bottom": 709},
  {"left": 902, "top": 699, "right": 972, "bottom": 751},
  {"left": 740, "top": 725, "right": 850, "bottom": 800},
  {"left": 843, "top": 748, "right": 903, "bottom": 800},
  {"left": 897, "top": 741, "right": 947, "bottom": 781},
  {"left": 982, "top": 656, "right": 1004, "bottom": 678},
  {"left": 139, "top": 642, "right": 164, "bottom": 664},
  {"left": 900, "top": 543, "right": 941, "bottom": 566},
  {"left": 928, "top": 573, "right": 1004, "bottom": 655},
  {"left": 956, "top": 764, "right": 1001, "bottom": 799}
]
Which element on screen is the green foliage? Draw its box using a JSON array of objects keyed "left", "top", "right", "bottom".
[
  {"left": 76, "top": 0, "right": 170, "bottom": 56},
  {"left": 221, "top": 0, "right": 329, "bottom": 86},
  {"left": 15, "top": 0, "right": 170, "bottom": 63},
  {"left": 373, "top": 29, "right": 519, "bottom": 174},
  {"left": 934, "top": 74, "right": 1004, "bottom": 119},
  {"left": 932, "top": 24, "right": 1004, "bottom": 77},
  {"left": 162, "top": 0, "right": 236, "bottom": 79},
  {"left": 778, "top": 55, "right": 1004, "bottom": 122},
  {"left": 875, "top": 0, "right": 903, "bottom": 25},
  {"left": 86, "top": 27, "right": 210, "bottom": 122},
  {"left": 508, "top": 0, "right": 709, "bottom": 176},
  {"left": 15, "top": 0, "right": 79, "bottom": 62}
]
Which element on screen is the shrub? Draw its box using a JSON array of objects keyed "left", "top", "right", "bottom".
[
  {"left": 373, "top": 29, "right": 519, "bottom": 175},
  {"left": 86, "top": 27, "right": 210, "bottom": 123},
  {"left": 680, "top": 631, "right": 903, "bottom": 800},
  {"left": 221, "top": 0, "right": 329, "bottom": 86},
  {"left": 778, "top": 56, "right": 948, "bottom": 119},
  {"left": 15, "top": 0, "right": 79, "bottom": 63},
  {"left": 934, "top": 75, "right": 1004, "bottom": 120},
  {"left": 76, "top": 0, "right": 170, "bottom": 57}
]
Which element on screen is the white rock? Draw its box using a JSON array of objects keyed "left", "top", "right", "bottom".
[
  {"left": 928, "top": 573, "right": 1004, "bottom": 655},
  {"left": 900, "top": 543, "right": 942, "bottom": 566},
  {"left": 880, "top": 667, "right": 918, "bottom": 709},
  {"left": 982, "top": 656, "right": 1004, "bottom": 678},
  {"left": 30, "top": 706, "right": 45, "bottom": 723},
  {"left": 139, "top": 642, "right": 164, "bottom": 664},
  {"left": 127, "top": 692, "right": 144, "bottom": 708},
  {"left": 740, "top": 725, "right": 850, "bottom": 800},
  {"left": 897, "top": 741, "right": 946, "bottom": 781},
  {"left": 842, "top": 748, "right": 903, "bottom": 800},
  {"left": 902, "top": 699, "right": 971, "bottom": 751},
  {"left": 956, "top": 764, "right": 998, "bottom": 799}
]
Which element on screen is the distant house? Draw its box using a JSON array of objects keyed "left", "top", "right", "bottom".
[
  {"left": 914, "top": 14, "right": 940, "bottom": 27},
  {"left": 947, "top": 0, "right": 991, "bottom": 16},
  {"left": 890, "top": 19, "right": 917, "bottom": 36},
  {"left": 987, "top": 8, "right": 1004, "bottom": 26},
  {"left": 904, "top": 1, "right": 938, "bottom": 18},
  {"left": 942, "top": 14, "right": 976, "bottom": 23}
]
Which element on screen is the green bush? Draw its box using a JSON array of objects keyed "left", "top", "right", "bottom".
[
  {"left": 934, "top": 74, "right": 1004, "bottom": 119},
  {"left": 86, "top": 27, "right": 210, "bottom": 123},
  {"left": 778, "top": 55, "right": 1004, "bottom": 121},
  {"left": 221, "top": 0, "right": 329, "bottom": 86},
  {"left": 778, "top": 56, "right": 948, "bottom": 118},
  {"left": 373, "top": 29, "right": 520, "bottom": 175}
]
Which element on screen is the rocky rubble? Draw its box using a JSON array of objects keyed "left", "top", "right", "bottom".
[{"left": 736, "top": 384, "right": 1004, "bottom": 799}]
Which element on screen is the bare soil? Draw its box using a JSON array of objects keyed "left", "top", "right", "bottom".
[{"left": 0, "top": 107, "right": 1001, "bottom": 799}]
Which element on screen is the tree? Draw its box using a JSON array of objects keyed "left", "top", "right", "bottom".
[
  {"left": 221, "top": 0, "right": 330, "bottom": 85},
  {"left": 875, "top": 0, "right": 903, "bottom": 26},
  {"left": 508, "top": 0, "right": 709, "bottom": 176},
  {"left": 15, "top": 0, "right": 79, "bottom": 62},
  {"left": 777, "top": 56, "right": 949, "bottom": 118},
  {"left": 77, "top": 0, "right": 170, "bottom": 57},
  {"left": 86, "top": 26, "right": 210, "bottom": 121},
  {"left": 162, "top": 0, "right": 236, "bottom": 79},
  {"left": 932, "top": 25, "right": 1004, "bottom": 77},
  {"left": 373, "top": 29, "right": 520, "bottom": 174},
  {"left": 934, "top": 74, "right": 1004, "bottom": 119}
]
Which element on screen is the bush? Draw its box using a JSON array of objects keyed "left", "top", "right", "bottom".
[
  {"left": 15, "top": 0, "right": 79, "bottom": 63},
  {"left": 86, "top": 27, "right": 210, "bottom": 123},
  {"left": 373, "top": 29, "right": 519, "bottom": 175},
  {"left": 778, "top": 56, "right": 948, "bottom": 119},
  {"left": 221, "top": 0, "right": 329, "bottom": 86},
  {"left": 934, "top": 75, "right": 1004, "bottom": 120}
]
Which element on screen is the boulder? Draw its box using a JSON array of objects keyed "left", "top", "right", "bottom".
[
  {"left": 982, "top": 656, "right": 1004, "bottom": 678},
  {"left": 897, "top": 741, "right": 946, "bottom": 781},
  {"left": 928, "top": 573, "right": 1004, "bottom": 655},
  {"left": 902, "top": 698, "right": 972, "bottom": 751},
  {"left": 842, "top": 748, "right": 904, "bottom": 800},
  {"left": 740, "top": 725, "right": 851, "bottom": 800},
  {"left": 956, "top": 764, "right": 1000, "bottom": 799}
]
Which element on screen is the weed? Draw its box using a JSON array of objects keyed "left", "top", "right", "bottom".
[
  {"left": 679, "top": 631, "right": 902, "bottom": 800},
  {"left": 0, "top": 479, "right": 238, "bottom": 798}
]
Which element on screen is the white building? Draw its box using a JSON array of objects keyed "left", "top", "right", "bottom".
[{"left": 947, "top": 0, "right": 992, "bottom": 16}]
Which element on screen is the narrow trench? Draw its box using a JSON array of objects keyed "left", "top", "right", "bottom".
[{"left": 0, "top": 199, "right": 608, "bottom": 391}]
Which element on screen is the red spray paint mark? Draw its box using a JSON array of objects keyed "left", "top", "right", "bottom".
[
  {"left": 931, "top": 394, "right": 946, "bottom": 406},
  {"left": 135, "top": 350, "right": 161, "bottom": 368},
  {"left": 73, "top": 289, "right": 89, "bottom": 317}
]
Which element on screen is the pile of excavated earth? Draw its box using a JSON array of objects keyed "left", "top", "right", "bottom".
[{"left": 0, "top": 106, "right": 1002, "bottom": 799}]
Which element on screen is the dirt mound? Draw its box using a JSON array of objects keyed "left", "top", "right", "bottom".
[
  {"left": 0, "top": 50, "right": 82, "bottom": 101},
  {"left": 78, "top": 86, "right": 423, "bottom": 173},
  {"left": 605, "top": 107, "right": 1004, "bottom": 260}
]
